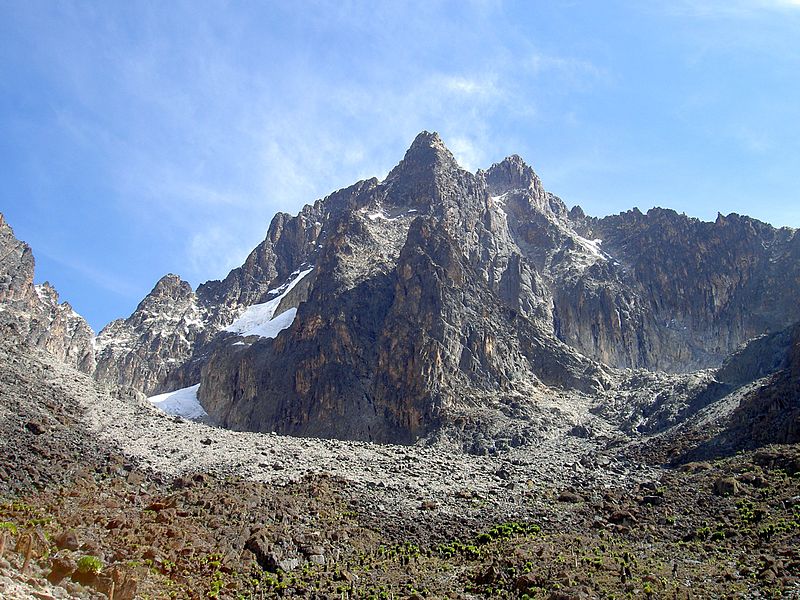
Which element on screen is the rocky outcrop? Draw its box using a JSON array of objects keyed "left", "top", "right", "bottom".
[
  {"left": 196, "top": 178, "right": 379, "bottom": 329},
  {"left": 94, "top": 274, "right": 207, "bottom": 395},
  {"left": 0, "top": 214, "right": 37, "bottom": 306},
  {"left": 0, "top": 213, "right": 95, "bottom": 372}
]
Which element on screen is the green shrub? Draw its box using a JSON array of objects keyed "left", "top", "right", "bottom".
[
  {"left": 76, "top": 555, "right": 103, "bottom": 575},
  {"left": 0, "top": 521, "right": 17, "bottom": 535}
]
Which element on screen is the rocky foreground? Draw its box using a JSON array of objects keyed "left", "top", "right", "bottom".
[{"left": 1, "top": 328, "right": 799, "bottom": 599}]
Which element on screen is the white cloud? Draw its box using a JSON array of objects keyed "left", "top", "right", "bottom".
[
  {"left": 439, "top": 75, "right": 501, "bottom": 98},
  {"left": 754, "top": 0, "right": 800, "bottom": 8},
  {"left": 448, "top": 136, "right": 483, "bottom": 172}
]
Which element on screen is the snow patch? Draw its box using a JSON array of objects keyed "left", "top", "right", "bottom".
[
  {"left": 235, "top": 307, "right": 297, "bottom": 339},
  {"left": 224, "top": 268, "right": 312, "bottom": 338},
  {"left": 148, "top": 384, "right": 207, "bottom": 420},
  {"left": 574, "top": 235, "right": 605, "bottom": 260},
  {"left": 366, "top": 209, "right": 401, "bottom": 222},
  {"left": 183, "top": 313, "right": 205, "bottom": 328},
  {"left": 362, "top": 204, "right": 417, "bottom": 222},
  {"left": 490, "top": 193, "right": 508, "bottom": 217}
]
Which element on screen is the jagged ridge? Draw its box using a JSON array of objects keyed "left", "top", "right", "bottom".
[{"left": 2, "top": 131, "right": 799, "bottom": 447}]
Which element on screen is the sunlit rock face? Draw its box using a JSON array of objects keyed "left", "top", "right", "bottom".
[{"left": 0, "top": 214, "right": 95, "bottom": 373}]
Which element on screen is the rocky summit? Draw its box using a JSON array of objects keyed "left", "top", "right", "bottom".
[
  {"left": 83, "top": 131, "right": 800, "bottom": 447},
  {"left": 1, "top": 132, "right": 799, "bottom": 599}
]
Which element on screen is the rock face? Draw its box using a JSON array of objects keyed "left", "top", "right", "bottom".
[
  {"left": 569, "top": 209, "right": 800, "bottom": 371},
  {"left": 195, "top": 134, "right": 611, "bottom": 443},
  {"left": 94, "top": 274, "right": 207, "bottom": 395},
  {"left": 711, "top": 322, "right": 800, "bottom": 451},
  {"left": 6, "top": 132, "right": 798, "bottom": 447},
  {"left": 0, "top": 214, "right": 95, "bottom": 373}
]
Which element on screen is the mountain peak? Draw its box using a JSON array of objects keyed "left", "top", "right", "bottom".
[
  {"left": 408, "top": 130, "right": 445, "bottom": 151},
  {"left": 485, "top": 154, "right": 542, "bottom": 196},
  {"left": 148, "top": 273, "right": 194, "bottom": 300},
  {"left": 385, "top": 131, "right": 460, "bottom": 182}
]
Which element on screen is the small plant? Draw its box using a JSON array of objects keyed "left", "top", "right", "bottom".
[
  {"left": 77, "top": 554, "right": 104, "bottom": 575},
  {"left": 0, "top": 522, "right": 17, "bottom": 535},
  {"left": 476, "top": 532, "right": 493, "bottom": 545},
  {"left": 207, "top": 570, "right": 225, "bottom": 598},
  {"left": 710, "top": 530, "right": 726, "bottom": 542},
  {"left": 692, "top": 524, "right": 711, "bottom": 540},
  {"left": 436, "top": 541, "right": 481, "bottom": 560},
  {"left": 736, "top": 499, "right": 764, "bottom": 525}
]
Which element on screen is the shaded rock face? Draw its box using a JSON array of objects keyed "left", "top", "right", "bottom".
[
  {"left": 718, "top": 323, "right": 800, "bottom": 449},
  {"left": 565, "top": 209, "right": 800, "bottom": 371},
  {"left": 0, "top": 214, "right": 95, "bottom": 373},
  {"left": 43, "top": 131, "right": 799, "bottom": 445},
  {"left": 650, "top": 322, "right": 800, "bottom": 464}
]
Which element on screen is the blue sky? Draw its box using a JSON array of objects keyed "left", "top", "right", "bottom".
[{"left": 1, "top": 0, "right": 799, "bottom": 331}]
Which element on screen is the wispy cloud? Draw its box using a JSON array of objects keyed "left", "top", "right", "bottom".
[
  {"left": 36, "top": 248, "right": 141, "bottom": 300},
  {"left": 9, "top": 0, "right": 619, "bottom": 297},
  {"left": 528, "top": 52, "right": 605, "bottom": 79},
  {"left": 732, "top": 126, "right": 773, "bottom": 153},
  {"left": 439, "top": 75, "right": 503, "bottom": 99},
  {"left": 188, "top": 225, "right": 252, "bottom": 282},
  {"left": 662, "top": 0, "right": 800, "bottom": 17}
]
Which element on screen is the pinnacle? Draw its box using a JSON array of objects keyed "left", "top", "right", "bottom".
[
  {"left": 155, "top": 273, "right": 184, "bottom": 286},
  {"left": 149, "top": 273, "right": 192, "bottom": 298},
  {"left": 385, "top": 131, "right": 460, "bottom": 182},
  {"left": 405, "top": 130, "right": 456, "bottom": 162},
  {"left": 408, "top": 130, "right": 444, "bottom": 150},
  {"left": 485, "top": 153, "right": 541, "bottom": 196}
]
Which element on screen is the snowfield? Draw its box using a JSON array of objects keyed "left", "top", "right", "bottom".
[
  {"left": 224, "top": 268, "right": 312, "bottom": 339},
  {"left": 148, "top": 383, "right": 207, "bottom": 420}
]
